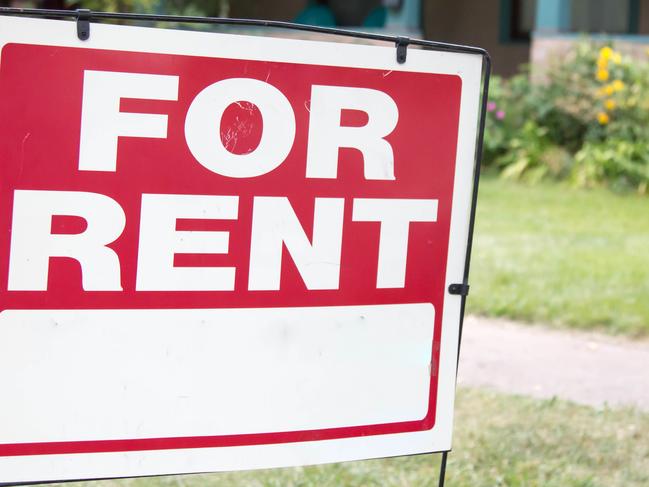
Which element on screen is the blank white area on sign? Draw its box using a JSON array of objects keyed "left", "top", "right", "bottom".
[{"left": 0, "top": 304, "right": 434, "bottom": 444}]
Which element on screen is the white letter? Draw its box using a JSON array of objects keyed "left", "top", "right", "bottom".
[
  {"left": 79, "top": 70, "right": 179, "bottom": 172},
  {"left": 353, "top": 198, "right": 438, "bottom": 288},
  {"left": 306, "top": 85, "right": 398, "bottom": 180},
  {"left": 248, "top": 197, "right": 344, "bottom": 290},
  {"left": 185, "top": 78, "right": 296, "bottom": 178},
  {"left": 136, "top": 194, "right": 238, "bottom": 291},
  {"left": 8, "top": 190, "right": 125, "bottom": 291}
]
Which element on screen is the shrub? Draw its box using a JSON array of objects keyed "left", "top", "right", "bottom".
[
  {"left": 483, "top": 72, "right": 538, "bottom": 167},
  {"left": 573, "top": 140, "right": 649, "bottom": 194},
  {"left": 486, "top": 42, "right": 649, "bottom": 193},
  {"left": 497, "top": 121, "right": 571, "bottom": 183}
]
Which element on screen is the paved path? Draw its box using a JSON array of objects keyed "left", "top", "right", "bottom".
[{"left": 456, "top": 315, "right": 649, "bottom": 410}]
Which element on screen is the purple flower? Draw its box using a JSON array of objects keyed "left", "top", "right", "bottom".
[
  {"left": 496, "top": 110, "right": 505, "bottom": 120},
  {"left": 487, "top": 101, "right": 497, "bottom": 112}
]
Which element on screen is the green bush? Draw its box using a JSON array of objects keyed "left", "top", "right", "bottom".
[
  {"left": 486, "top": 42, "right": 649, "bottom": 193},
  {"left": 483, "top": 72, "right": 536, "bottom": 166},
  {"left": 574, "top": 139, "right": 649, "bottom": 193}
]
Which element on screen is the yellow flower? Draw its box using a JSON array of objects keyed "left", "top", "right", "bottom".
[
  {"left": 597, "top": 57, "right": 608, "bottom": 69},
  {"left": 597, "top": 112, "right": 610, "bottom": 125},
  {"left": 599, "top": 46, "right": 613, "bottom": 60},
  {"left": 604, "top": 99, "right": 616, "bottom": 111},
  {"left": 612, "top": 79, "right": 625, "bottom": 91},
  {"left": 604, "top": 84, "right": 615, "bottom": 96},
  {"left": 611, "top": 52, "right": 622, "bottom": 64},
  {"left": 596, "top": 69, "right": 609, "bottom": 81}
]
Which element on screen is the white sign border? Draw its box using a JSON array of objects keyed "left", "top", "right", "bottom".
[{"left": 0, "top": 15, "right": 483, "bottom": 482}]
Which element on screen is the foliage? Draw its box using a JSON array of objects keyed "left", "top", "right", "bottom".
[
  {"left": 71, "top": 0, "right": 158, "bottom": 13},
  {"left": 483, "top": 71, "right": 534, "bottom": 165},
  {"left": 483, "top": 69, "right": 574, "bottom": 183},
  {"left": 486, "top": 42, "right": 649, "bottom": 193},
  {"left": 496, "top": 121, "right": 572, "bottom": 183},
  {"left": 71, "top": 0, "right": 238, "bottom": 17},
  {"left": 574, "top": 139, "right": 649, "bottom": 194}
]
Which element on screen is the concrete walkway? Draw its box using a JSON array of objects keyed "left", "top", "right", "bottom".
[{"left": 456, "top": 315, "right": 649, "bottom": 410}]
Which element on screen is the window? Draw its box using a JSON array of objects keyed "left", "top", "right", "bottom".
[
  {"left": 501, "top": 0, "right": 537, "bottom": 42},
  {"left": 571, "top": 0, "right": 637, "bottom": 34}
]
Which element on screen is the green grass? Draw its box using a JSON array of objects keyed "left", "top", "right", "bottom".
[
  {"left": 55, "top": 388, "right": 649, "bottom": 487},
  {"left": 467, "top": 177, "right": 649, "bottom": 336}
]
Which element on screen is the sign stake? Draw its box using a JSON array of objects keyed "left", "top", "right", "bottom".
[{"left": 438, "top": 450, "right": 449, "bottom": 487}]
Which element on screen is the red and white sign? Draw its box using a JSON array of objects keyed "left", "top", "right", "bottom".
[{"left": 0, "top": 15, "right": 483, "bottom": 482}]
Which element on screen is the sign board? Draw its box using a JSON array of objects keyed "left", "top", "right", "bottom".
[{"left": 0, "top": 15, "right": 483, "bottom": 483}]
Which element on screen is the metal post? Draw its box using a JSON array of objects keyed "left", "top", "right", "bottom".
[{"left": 438, "top": 451, "right": 448, "bottom": 487}]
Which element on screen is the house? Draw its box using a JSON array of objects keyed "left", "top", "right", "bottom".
[
  {"left": 4, "top": 0, "right": 649, "bottom": 76},
  {"left": 424, "top": 0, "right": 649, "bottom": 76},
  {"left": 225, "top": 0, "right": 649, "bottom": 76}
]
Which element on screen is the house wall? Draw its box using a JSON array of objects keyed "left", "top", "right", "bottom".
[
  {"left": 229, "top": 0, "right": 307, "bottom": 22},
  {"left": 422, "top": 0, "right": 530, "bottom": 76},
  {"left": 638, "top": 0, "right": 649, "bottom": 33}
]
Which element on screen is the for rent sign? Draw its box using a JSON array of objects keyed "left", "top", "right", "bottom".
[{"left": 0, "top": 15, "right": 483, "bottom": 483}]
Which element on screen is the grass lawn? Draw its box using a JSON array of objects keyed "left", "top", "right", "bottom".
[
  {"left": 56, "top": 387, "right": 649, "bottom": 487},
  {"left": 468, "top": 177, "right": 649, "bottom": 336}
]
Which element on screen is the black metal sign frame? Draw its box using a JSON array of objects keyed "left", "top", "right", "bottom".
[{"left": 0, "top": 7, "right": 491, "bottom": 487}]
